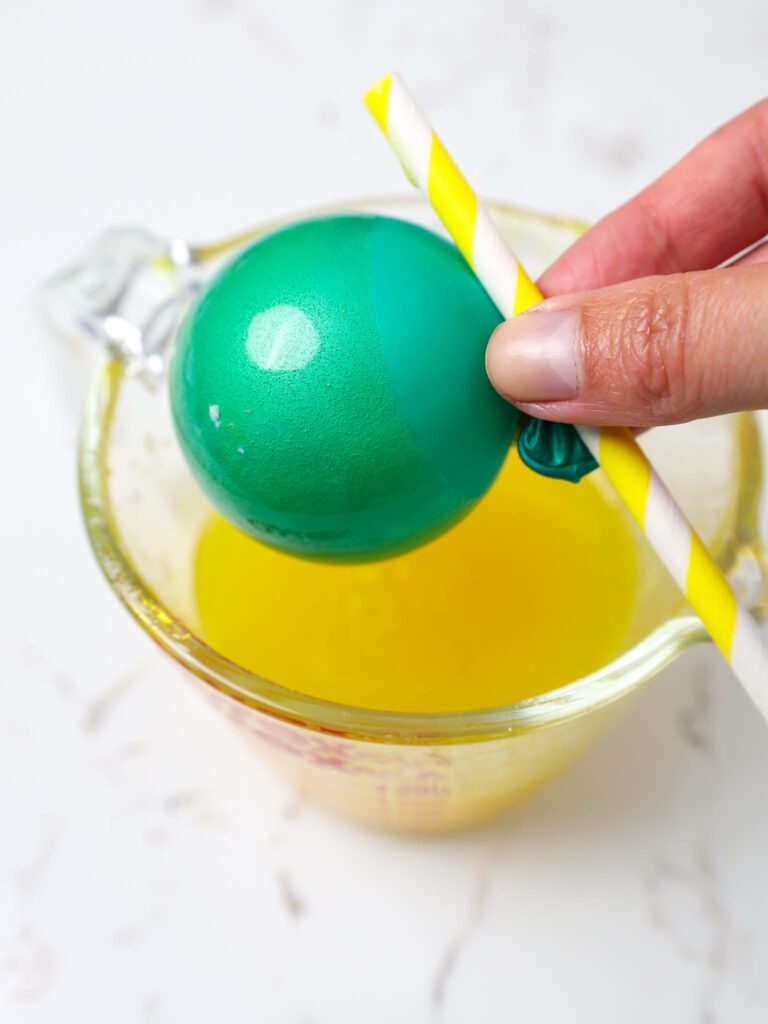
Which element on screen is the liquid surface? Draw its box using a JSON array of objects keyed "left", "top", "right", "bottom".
[{"left": 194, "top": 451, "right": 639, "bottom": 712}]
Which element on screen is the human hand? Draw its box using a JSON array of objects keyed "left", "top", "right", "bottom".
[{"left": 485, "top": 100, "right": 768, "bottom": 428}]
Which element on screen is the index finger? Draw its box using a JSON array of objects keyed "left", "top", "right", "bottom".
[{"left": 540, "top": 98, "right": 768, "bottom": 295}]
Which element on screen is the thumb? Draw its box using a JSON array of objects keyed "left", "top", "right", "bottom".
[{"left": 485, "top": 264, "right": 768, "bottom": 427}]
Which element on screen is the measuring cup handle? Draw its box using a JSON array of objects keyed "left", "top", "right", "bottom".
[
  {"left": 727, "top": 540, "right": 768, "bottom": 621},
  {"left": 35, "top": 226, "right": 200, "bottom": 387}
]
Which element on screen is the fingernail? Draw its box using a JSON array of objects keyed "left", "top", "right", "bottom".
[{"left": 486, "top": 309, "right": 580, "bottom": 402}]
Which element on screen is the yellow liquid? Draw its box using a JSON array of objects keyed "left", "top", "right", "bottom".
[{"left": 194, "top": 452, "right": 639, "bottom": 713}]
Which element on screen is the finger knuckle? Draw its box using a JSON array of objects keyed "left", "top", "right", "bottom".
[{"left": 587, "top": 276, "right": 701, "bottom": 420}]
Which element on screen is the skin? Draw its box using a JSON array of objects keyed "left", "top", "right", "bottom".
[{"left": 486, "top": 99, "right": 768, "bottom": 428}]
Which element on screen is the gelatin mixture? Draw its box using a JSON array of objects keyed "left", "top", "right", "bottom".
[{"left": 194, "top": 451, "right": 639, "bottom": 713}]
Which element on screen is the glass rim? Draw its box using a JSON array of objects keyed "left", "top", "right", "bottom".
[{"left": 77, "top": 196, "right": 767, "bottom": 743}]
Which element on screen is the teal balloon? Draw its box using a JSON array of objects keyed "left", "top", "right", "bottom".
[{"left": 170, "top": 214, "right": 518, "bottom": 561}]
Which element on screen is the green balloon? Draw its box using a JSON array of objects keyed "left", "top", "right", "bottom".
[{"left": 170, "top": 214, "right": 518, "bottom": 561}]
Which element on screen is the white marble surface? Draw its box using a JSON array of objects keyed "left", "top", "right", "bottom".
[{"left": 2, "top": 1, "right": 768, "bottom": 1021}]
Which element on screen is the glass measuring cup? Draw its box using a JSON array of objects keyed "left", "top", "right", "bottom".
[{"left": 47, "top": 197, "right": 768, "bottom": 833}]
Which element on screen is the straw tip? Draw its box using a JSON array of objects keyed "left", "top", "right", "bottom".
[{"left": 364, "top": 74, "right": 393, "bottom": 131}]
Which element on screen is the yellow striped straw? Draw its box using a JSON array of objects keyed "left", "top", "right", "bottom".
[{"left": 365, "top": 72, "right": 768, "bottom": 714}]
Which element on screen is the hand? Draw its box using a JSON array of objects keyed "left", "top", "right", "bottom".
[{"left": 485, "top": 100, "right": 768, "bottom": 428}]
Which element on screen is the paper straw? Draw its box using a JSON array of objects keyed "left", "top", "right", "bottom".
[{"left": 365, "top": 72, "right": 768, "bottom": 713}]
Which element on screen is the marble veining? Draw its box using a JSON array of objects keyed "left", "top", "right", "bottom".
[
  {"left": 677, "top": 673, "right": 715, "bottom": 758},
  {"left": 647, "top": 842, "right": 735, "bottom": 1022},
  {"left": 430, "top": 854, "right": 496, "bottom": 1016}
]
